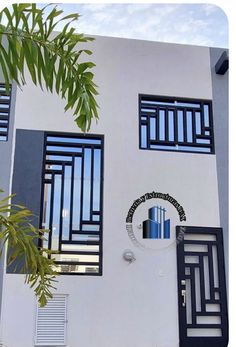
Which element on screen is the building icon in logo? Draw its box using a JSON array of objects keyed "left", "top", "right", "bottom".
[{"left": 142, "top": 205, "right": 170, "bottom": 239}]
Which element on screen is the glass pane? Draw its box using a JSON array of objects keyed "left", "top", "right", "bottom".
[
  {"left": 196, "top": 139, "right": 211, "bottom": 144},
  {"left": 92, "top": 215, "right": 100, "bottom": 222},
  {"left": 51, "top": 174, "right": 62, "bottom": 251},
  {"left": 0, "top": 104, "right": 9, "bottom": 109},
  {"left": 186, "top": 111, "right": 193, "bottom": 142},
  {"left": 72, "top": 234, "right": 99, "bottom": 242},
  {"left": 197, "top": 316, "right": 221, "bottom": 324},
  {"left": 53, "top": 254, "right": 99, "bottom": 263},
  {"left": 54, "top": 264, "right": 99, "bottom": 274},
  {"left": 47, "top": 145, "right": 82, "bottom": 153},
  {"left": 82, "top": 224, "right": 100, "bottom": 232},
  {"left": 212, "top": 245, "right": 219, "bottom": 288},
  {"left": 204, "top": 256, "right": 210, "bottom": 300},
  {"left": 195, "top": 267, "right": 201, "bottom": 312},
  {"left": 62, "top": 166, "right": 71, "bottom": 241},
  {"left": 184, "top": 244, "right": 208, "bottom": 252},
  {"left": 150, "top": 117, "right": 156, "bottom": 140},
  {"left": 82, "top": 148, "right": 91, "bottom": 220},
  {"left": 187, "top": 328, "right": 222, "bottom": 337},
  {"left": 47, "top": 136, "right": 101, "bottom": 145},
  {"left": 168, "top": 110, "right": 174, "bottom": 141},
  {"left": 46, "top": 164, "right": 62, "bottom": 171},
  {"left": 159, "top": 110, "right": 165, "bottom": 140},
  {"left": 206, "top": 304, "right": 221, "bottom": 312},
  {"left": 141, "top": 125, "right": 147, "bottom": 148},
  {"left": 185, "top": 256, "right": 199, "bottom": 264},
  {"left": 93, "top": 149, "right": 101, "bottom": 211},
  {"left": 184, "top": 234, "right": 216, "bottom": 241},
  {"left": 61, "top": 244, "right": 99, "bottom": 252},
  {"left": 141, "top": 99, "right": 200, "bottom": 108},
  {"left": 185, "top": 267, "right": 190, "bottom": 275},
  {"left": 42, "top": 184, "right": 51, "bottom": 249},
  {"left": 46, "top": 154, "right": 73, "bottom": 162},
  {"left": 178, "top": 146, "right": 211, "bottom": 153},
  {"left": 186, "top": 279, "right": 192, "bottom": 324},
  {"left": 0, "top": 95, "right": 10, "bottom": 100},
  {"left": 72, "top": 157, "right": 82, "bottom": 230},
  {"left": 140, "top": 107, "right": 155, "bottom": 113},
  {"left": 195, "top": 112, "right": 201, "bottom": 135},
  {"left": 177, "top": 110, "right": 184, "bottom": 142},
  {"left": 45, "top": 174, "right": 52, "bottom": 180},
  {"left": 204, "top": 105, "right": 210, "bottom": 127}
]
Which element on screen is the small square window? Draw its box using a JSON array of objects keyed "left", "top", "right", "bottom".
[{"left": 139, "top": 95, "right": 214, "bottom": 154}]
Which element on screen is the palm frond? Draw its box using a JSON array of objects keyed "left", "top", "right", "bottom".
[
  {"left": 0, "top": 3, "right": 99, "bottom": 132},
  {"left": 0, "top": 190, "right": 58, "bottom": 307}
]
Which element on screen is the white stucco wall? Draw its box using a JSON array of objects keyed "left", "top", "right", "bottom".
[{"left": 1, "top": 36, "right": 220, "bottom": 347}]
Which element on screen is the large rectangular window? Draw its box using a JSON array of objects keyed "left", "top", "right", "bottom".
[
  {"left": 40, "top": 133, "right": 104, "bottom": 275},
  {"left": 139, "top": 95, "right": 214, "bottom": 154},
  {"left": 0, "top": 84, "right": 11, "bottom": 141}
]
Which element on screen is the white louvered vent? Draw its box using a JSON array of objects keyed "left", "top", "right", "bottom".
[{"left": 35, "top": 294, "right": 68, "bottom": 346}]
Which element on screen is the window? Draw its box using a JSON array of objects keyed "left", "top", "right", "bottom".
[
  {"left": 139, "top": 95, "right": 214, "bottom": 154},
  {"left": 40, "top": 133, "right": 104, "bottom": 275},
  {"left": 35, "top": 294, "right": 68, "bottom": 346},
  {"left": 0, "top": 84, "right": 11, "bottom": 141}
]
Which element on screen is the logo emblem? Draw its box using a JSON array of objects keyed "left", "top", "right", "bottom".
[
  {"left": 143, "top": 205, "right": 170, "bottom": 239},
  {"left": 125, "top": 191, "right": 187, "bottom": 251}
]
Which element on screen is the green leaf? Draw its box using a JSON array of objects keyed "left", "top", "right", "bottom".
[
  {"left": 0, "top": 50, "right": 10, "bottom": 91},
  {"left": 22, "top": 39, "right": 37, "bottom": 84},
  {"left": 2, "top": 6, "right": 13, "bottom": 27},
  {"left": 46, "top": 8, "right": 63, "bottom": 21},
  {"left": 0, "top": 3, "right": 99, "bottom": 132},
  {"left": 55, "top": 57, "right": 63, "bottom": 93},
  {"left": 61, "top": 13, "right": 79, "bottom": 21},
  {"left": 75, "top": 114, "right": 87, "bottom": 132},
  {"left": 20, "top": 10, "right": 30, "bottom": 33}
]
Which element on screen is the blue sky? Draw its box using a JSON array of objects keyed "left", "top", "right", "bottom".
[{"left": 54, "top": 3, "right": 228, "bottom": 48}]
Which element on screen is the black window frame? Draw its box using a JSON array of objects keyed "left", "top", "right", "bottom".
[
  {"left": 139, "top": 94, "right": 215, "bottom": 154},
  {"left": 39, "top": 131, "right": 104, "bottom": 276},
  {"left": 0, "top": 83, "right": 12, "bottom": 142}
]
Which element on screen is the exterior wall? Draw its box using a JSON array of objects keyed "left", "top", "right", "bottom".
[
  {"left": 7, "top": 129, "right": 45, "bottom": 273},
  {"left": 210, "top": 47, "right": 229, "bottom": 286},
  {"left": 0, "top": 81, "right": 16, "bottom": 320},
  {"left": 0, "top": 37, "right": 226, "bottom": 347}
]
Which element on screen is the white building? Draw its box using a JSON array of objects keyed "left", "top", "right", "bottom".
[{"left": 0, "top": 35, "right": 228, "bottom": 347}]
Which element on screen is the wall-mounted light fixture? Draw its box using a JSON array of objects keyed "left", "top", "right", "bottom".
[
  {"left": 123, "top": 250, "right": 136, "bottom": 263},
  {"left": 215, "top": 51, "right": 229, "bottom": 75}
]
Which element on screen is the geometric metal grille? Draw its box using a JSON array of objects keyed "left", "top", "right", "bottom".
[
  {"left": 0, "top": 84, "right": 11, "bottom": 141},
  {"left": 40, "top": 132, "right": 104, "bottom": 275},
  {"left": 139, "top": 94, "right": 214, "bottom": 154},
  {"left": 176, "top": 226, "right": 228, "bottom": 347}
]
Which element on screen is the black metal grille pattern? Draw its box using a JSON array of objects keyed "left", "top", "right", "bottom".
[
  {"left": 0, "top": 84, "right": 11, "bottom": 141},
  {"left": 177, "top": 227, "right": 228, "bottom": 347},
  {"left": 40, "top": 133, "right": 104, "bottom": 275},
  {"left": 139, "top": 95, "right": 214, "bottom": 154}
]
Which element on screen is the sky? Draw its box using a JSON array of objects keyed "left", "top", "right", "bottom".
[{"left": 49, "top": 3, "right": 228, "bottom": 48}]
